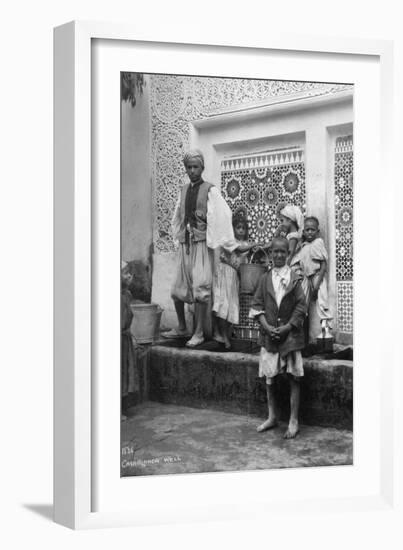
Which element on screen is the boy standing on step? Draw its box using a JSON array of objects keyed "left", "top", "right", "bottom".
[{"left": 249, "top": 237, "right": 306, "bottom": 439}]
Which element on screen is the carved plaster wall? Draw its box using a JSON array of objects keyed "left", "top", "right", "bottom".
[
  {"left": 150, "top": 74, "right": 353, "bottom": 338},
  {"left": 150, "top": 75, "right": 351, "bottom": 253}
]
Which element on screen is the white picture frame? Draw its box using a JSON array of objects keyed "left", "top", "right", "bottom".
[{"left": 54, "top": 20, "right": 395, "bottom": 529}]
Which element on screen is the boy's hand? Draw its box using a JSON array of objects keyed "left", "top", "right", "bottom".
[
  {"left": 293, "top": 268, "right": 304, "bottom": 281},
  {"left": 273, "top": 324, "right": 292, "bottom": 340},
  {"left": 260, "top": 322, "right": 276, "bottom": 339},
  {"left": 268, "top": 325, "right": 278, "bottom": 339},
  {"left": 262, "top": 324, "right": 280, "bottom": 340}
]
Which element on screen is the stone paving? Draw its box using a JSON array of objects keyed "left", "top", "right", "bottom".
[{"left": 121, "top": 402, "right": 353, "bottom": 477}]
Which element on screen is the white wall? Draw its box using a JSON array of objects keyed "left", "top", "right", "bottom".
[
  {"left": 196, "top": 95, "right": 352, "bottom": 236},
  {"left": 190, "top": 94, "right": 353, "bottom": 336},
  {"left": 121, "top": 76, "right": 152, "bottom": 265}
]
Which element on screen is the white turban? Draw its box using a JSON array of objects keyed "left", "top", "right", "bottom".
[
  {"left": 280, "top": 204, "right": 304, "bottom": 237},
  {"left": 183, "top": 149, "right": 205, "bottom": 169}
]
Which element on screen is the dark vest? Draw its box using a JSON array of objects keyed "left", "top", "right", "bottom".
[{"left": 177, "top": 180, "right": 212, "bottom": 244}]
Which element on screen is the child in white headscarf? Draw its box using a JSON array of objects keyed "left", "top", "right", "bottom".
[{"left": 278, "top": 204, "right": 304, "bottom": 265}]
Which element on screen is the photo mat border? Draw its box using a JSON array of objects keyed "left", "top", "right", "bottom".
[{"left": 54, "top": 20, "right": 394, "bottom": 529}]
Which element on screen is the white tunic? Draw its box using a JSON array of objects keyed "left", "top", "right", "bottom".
[{"left": 172, "top": 185, "right": 238, "bottom": 252}]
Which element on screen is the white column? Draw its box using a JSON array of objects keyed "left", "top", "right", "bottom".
[
  {"left": 305, "top": 124, "right": 336, "bottom": 325},
  {"left": 305, "top": 125, "right": 328, "bottom": 240}
]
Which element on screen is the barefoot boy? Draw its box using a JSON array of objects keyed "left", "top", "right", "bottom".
[{"left": 249, "top": 237, "right": 306, "bottom": 438}]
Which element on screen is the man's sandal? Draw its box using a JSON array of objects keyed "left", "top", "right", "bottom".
[
  {"left": 161, "top": 328, "right": 191, "bottom": 339},
  {"left": 185, "top": 336, "right": 205, "bottom": 348}
]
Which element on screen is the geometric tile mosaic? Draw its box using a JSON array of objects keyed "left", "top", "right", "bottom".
[
  {"left": 221, "top": 148, "right": 306, "bottom": 246},
  {"left": 334, "top": 136, "right": 353, "bottom": 334},
  {"left": 336, "top": 281, "right": 354, "bottom": 333},
  {"left": 221, "top": 148, "right": 306, "bottom": 338},
  {"left": 335, "top": 136, "right": 353, "bottom": 281}
]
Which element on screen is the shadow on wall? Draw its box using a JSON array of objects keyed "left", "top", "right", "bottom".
[{"left": 128, "top": 259, "right": 152, "bottom": 303}]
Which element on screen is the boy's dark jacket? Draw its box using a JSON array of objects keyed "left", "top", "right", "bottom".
[{"left": 251, "top": 268, "right": 306, "bottom": 356}]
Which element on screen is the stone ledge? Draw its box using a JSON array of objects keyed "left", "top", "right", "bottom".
[{"left": 149, "top": 345, "right": 353, "bottom": 430}]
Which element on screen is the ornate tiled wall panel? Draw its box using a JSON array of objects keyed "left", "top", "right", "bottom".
[
  {"left": 337, "top": 282, "right": 354, "bottom": 334},
  {"left": 221, "top": 149, "right": 305, "bottom": 244},
  {"left": 334, "top": 136, "right": 353, "bottom": 334},
  {"left": 221, "top": 148, "right": 306, "bottom": 337},
  {"left": 150, "top": 75, "right": 351, "bottom": 253}
]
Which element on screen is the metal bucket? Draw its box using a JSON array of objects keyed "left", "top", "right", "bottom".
[
  {"left": 315, "top": 337, "right": 334, "bottom": 354},
  {"left": 239, "top": 248, "right": 268, "bottom": 295},
  {"left": 130, "top": 303, "right": 163, "bottom": 344},
  {"left": 239, "top": 263, "right": 266, "bottom": 295}
]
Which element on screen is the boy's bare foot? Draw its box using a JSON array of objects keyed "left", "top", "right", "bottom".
[
  {"left": 223, "top": 336, "right": 232, "bottom": 350},
  {"left": 284, "top": 420, "right": 299, "bottom": 439},
  {"left": 257, "top": 418, "right": 278, "bottom": 433}
]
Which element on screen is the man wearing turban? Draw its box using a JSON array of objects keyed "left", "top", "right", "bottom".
[{"left": 166, "top": 149, "right": 237, "bottom": 347}]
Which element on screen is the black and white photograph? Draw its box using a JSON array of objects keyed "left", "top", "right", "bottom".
[
  {"left": 4, "top": 0, "right": 401, "bottom": 542},
  {"left": 120, "top": 72, "right": 354, "bottom": 477}
]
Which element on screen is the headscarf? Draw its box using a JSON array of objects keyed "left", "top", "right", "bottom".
[
  {"left": 183, "top": 149, "right": 205, "bottom": 169},
  {"left": 280, "top": 204, "right": 304, "bottom": 238}
]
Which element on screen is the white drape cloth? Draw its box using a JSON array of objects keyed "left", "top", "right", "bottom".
[
  {"left": 172, "top": 185, "right": 238, "bottom": 252},
  {"left": 293, "top": 237, "right": 332, "bottom": 340}
]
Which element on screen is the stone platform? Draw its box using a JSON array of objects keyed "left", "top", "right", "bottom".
[
  {"left": 121, "top": 402, "right": 353, "bottom": 477},
  {"left": 147, "top": 341, "right": 353, "bottom": 430}
]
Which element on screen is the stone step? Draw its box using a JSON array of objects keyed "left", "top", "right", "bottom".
[{"left": 148, "top": 344, "right": 353, "bottom": 430}]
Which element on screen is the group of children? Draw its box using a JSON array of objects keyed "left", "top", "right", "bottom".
[
  {"left": 212, "top": 204, "right": 331, "bottom": 439},
  {"left": 121, "top": 203, "right": 331, "bottom": 435}
]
